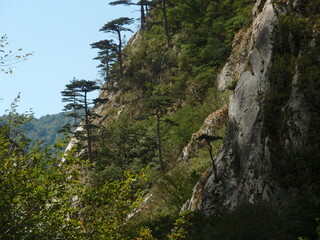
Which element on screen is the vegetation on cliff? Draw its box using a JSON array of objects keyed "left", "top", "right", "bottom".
[{"left": 1, "top": 0, "right": 319, "bottom": 239}]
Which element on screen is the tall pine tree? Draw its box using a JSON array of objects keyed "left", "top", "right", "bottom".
[
  {"left": 61, "top": 79, "right": 101, "bottom": 161},
  {"left": 90, "top": 40, "right": 117, "bottom": 81},
  {"left": 100, "top": 17, "right": 134, "bottom": 78}
]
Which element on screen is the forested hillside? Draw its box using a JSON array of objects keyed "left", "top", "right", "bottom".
[
  {"left": 0, "top": 0, "right": 319, "bottom": 239},
  {"left": 25, "top": 112, "right": 72, "bottom": 147},
  {"left": 0, "top": 110, "right": 72, "bottom": 148}
]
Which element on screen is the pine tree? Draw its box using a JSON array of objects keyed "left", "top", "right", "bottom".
[
  {"left": 61, "top": 77, "right": 82, "bottom": 128},
  {"left": 90, "top": 40, "right": 117, "bottom": 81},
  {"left": 145, "top": 86, "right": 173, "bottom": 171},
  {"left": 109, "top": 0, "right": 151, "bottom": 31},
  {"left": 109, "top": 1, "right": 170, "bottom": 45},
  {"left": 100, "top": 17, "right": 134, "bottom": 78},
  {"left": 61, "top": 79, "right": 101, "bottom": 161}
]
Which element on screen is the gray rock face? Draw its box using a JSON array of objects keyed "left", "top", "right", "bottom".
[
  {"left": 185, "top": 0, "right": 278, "bottom": 214},
  {"left": 185, "top": 0, "right": 319, "bottom": 215}
]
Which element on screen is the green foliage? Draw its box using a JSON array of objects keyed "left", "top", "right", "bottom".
[
  {"left": 163, "top": 88, "right": 226, "bottom": 162},
  {"left": 0, "top": 94, "right": 33, "bottom": 147},
  {"left": 174, "top": 0, "right": 254, "bottom": 72},
  {"left": 164, "top": 201, "right": 319, "bottom": 240},
  {"left": 264, "top": 53, "right": 294, "bottom": 137},
  {"left": 0, "top": 103, "right": 86, "bottom": 238},
  {"left": 281, "top": 198, "right": 320, "bottom": 240},
  {"left": 24, "top": 112, "right": 73, "bottom": 148},
  {"left": 99, "top": 17, "right": 134, "bottom": 78},
  {"left": 61, "top": 78, "right": 101, "bottom": 123},
  {"left": 141, "top": 215, "right": 176, "bottom": 240},
  {"left": 100, "top": 17, "right": 134, "bottom": 34},
  {"left": 94, "top": 121, "right": 157, "bottom": 180},
  {"left": 154, "top": 167, "right": 199, "bottom": 214},
  {"left": 130, "top": 141, "right": 222, "bottom": 232},
  {"left": 79, "top": 170, "right": 147, "bottom": 239},
  {"left": 0, "top": 100, "right": 153, "bottom": 239},
  {"left": 167, "top": 211, "right": 195, "bottom": 240},
  {"left": 0, "top": 139, "right": 147, "bottom": 239},
  {"left": 185, "top": 67, "right": 217, "bottom": 104},
  {"left": 206, "top": 203, "right": 282, "bottom": 240},
  {"left": 4, "top": 1, "right": 318, "bottom": 239},
  {"left": 91, "top": 39, "right": 118, "bottom": 80},
  {"left": 61, "top": 78, "right": 102, "bottom": 160},
  {"left": 0, "top": 98, "right": 74, "bottom": 150},
  {"left": 135, "top": 227, "right": 158, "bottom": 240},
  {"left": 145, "top": 85, "right": 174, "bottom": 115},
  {"left": 120, "top": 0, "right": 254, "bottom": 108}
]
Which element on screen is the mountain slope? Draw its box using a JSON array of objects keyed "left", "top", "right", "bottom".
[
  {"left": 26, "top": 112, "right": 72, "bottom": 147},
  {"left": 74, "top": 0, "right": 320, "bottom": 238}
]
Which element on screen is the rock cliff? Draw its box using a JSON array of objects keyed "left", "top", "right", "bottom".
[
  {"left": 183, "top": 0, "right": 320, "bottom": 215},
  {"left": 77, "top": 0, "right": 319, "bottom": 230}
]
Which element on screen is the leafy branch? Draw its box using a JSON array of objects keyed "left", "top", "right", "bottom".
[{"left": 0, "top": 35, "right": 33, "bottom": 74}]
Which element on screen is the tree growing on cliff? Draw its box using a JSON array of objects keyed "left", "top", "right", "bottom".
[
  {"left": 109, "top": 0, "right": 151, "bottom": 31},
  {"left": 109, "top": 0, "right": 170, "bottom": 45},
  {"left": 90, "top": 39, "right": 118, "bottom": 81},
  {"left": 160, "top": 0, "right": 170, "bottom": 45},
  {"left": 61, "top": 77, "right": 82, "bottom": 128},
  {"left": 196, "top": 134, "right": 223, "bottom": 181},
  {"left": 100, "top": 17, "right": 134, "bottom": 78},
  {"left": 145, "top": 85, "right": 174, "bottom": 171},
  {"left": 61, "top": 79, "right": 102, "bottom": 161}
]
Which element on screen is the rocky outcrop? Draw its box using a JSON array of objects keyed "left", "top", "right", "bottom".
[
  {"left": 184, "top": 0, "right": 278, "bottom": 214},
  {"left": 185, "top": 0, "right": 320, "bottom": 215}
]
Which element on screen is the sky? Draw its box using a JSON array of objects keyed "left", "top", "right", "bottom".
[{"left": 0, "top": 0, "right": 139, "bottom": 118}]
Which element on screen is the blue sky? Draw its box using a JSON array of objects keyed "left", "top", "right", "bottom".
[{"left": 0, "top": 0, "right": 139, "bottom": 118}]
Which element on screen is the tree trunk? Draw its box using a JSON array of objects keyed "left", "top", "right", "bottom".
[
  {"left": 72, "top": 91, "right": 78, "bottom": 127},
  {"left": 140, "top": 3, "right": 146, "bottom": 31},
  {"left": 106, "top": 49, "right": 110, "bottom": 80},
  {"left": 156, "top": 110, "right": 164, "bottom": 171},
  {"left": 161, "top": 0, "right": 170, "bottom": 46},
  {"left": 84, "top": 91, "right": 92, "bottom": 161},
  {"left": 206, "top": 140, "right": 218, "bottom": 181},
  {"left": 117, "top": 29, "right": 123, "bottom": 78}
]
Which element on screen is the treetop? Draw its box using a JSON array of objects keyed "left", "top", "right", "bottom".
[{"left": 100, "top": 17, "right": 134, "bottom": 33}]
